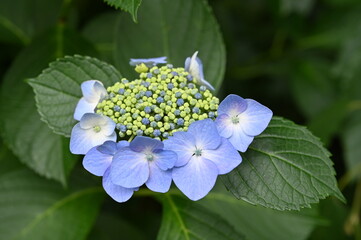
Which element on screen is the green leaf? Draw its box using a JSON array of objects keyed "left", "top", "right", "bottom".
[
  {"left": 29, "top": 55, "right": 122, "bottom": 137},
  {"left": 307, "top": 99, "right": 349, "bottom": 146},
  {"left": 0, "top": 167, "right": 104, "bottom": 240},
  {"left": 103, "top": 0, "right": 142, "bottom": 22},
  {"left": 114, "top": 0, "right": 225, "bottom": 92},
  {"left": 291, "top": 58, "right": 336, "bottom": 119},
  {"left": 157, "top": 194, "right": 245, "bottom": 240},
  {"left": 82, "top": 12, "right": 119, "bottom": 64},
  {"left": 341, "top": 110, "right": 361, "bottom": 171},
  {"left": 279, "top": 0, "right": 314, "bottom": 15},
  {"left": 0, "top": 0, "right": 62, "bottom": 45},
  {"left": 200, "top": 186, "right": 323, "bottom": 240},
  {"left": 0, "top": 26, "right": 97, "bottom": 184},
  {"left": 222, "top": 117, "right": 345, "bottom": 211}
]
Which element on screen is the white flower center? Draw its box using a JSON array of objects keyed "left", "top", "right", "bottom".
[
  {"left": 231, "top": 115, "right": 240, "bottom": 124},
  {"left": 93, "top": 125, "right": 101, "bottom": 133},
  {"left": 145, "top": 153, "right": 154, "bottom": 161},
  {"left": 194, "top": 148, "right": 202, "bottom": 157}
]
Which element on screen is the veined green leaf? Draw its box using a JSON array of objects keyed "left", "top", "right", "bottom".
[
  {"left": 114, "top": 0, "right": 225, "bottom": 92},
  {"left": 157, "top": 194, "right": 245, "bottom": 240},
  {"left": 29, "top": 55, "right": 122, "bottom": 137},
  {"left": 0, "top": 167, "right": 104, "bottom": 240},
  {"left": 0, "top": 26, "right": 97, "bottom": 184},
  {"left": 103, "top": 0, "right": 142, "bottom": 22},
  {"left": 222, "top": 117, "right": 345, "bottom": 210}
]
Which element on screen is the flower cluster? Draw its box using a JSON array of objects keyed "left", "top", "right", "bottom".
[{"left": 70, "top": 52, "right": 273, "bottom": 202}]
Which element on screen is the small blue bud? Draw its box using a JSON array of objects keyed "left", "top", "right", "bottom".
[
  {"left": 122, "top": 79, "right": 129, "bottom": 84},
  {"left": 179, "top": 82, "right": 186, "bottom": 88},
  {"left": 192, "top": 107, "right": 200, "bottom": 113},
  {"left": 109, "top": 93, "right": 115, "bottom": 98},
  {"left": 156, "top": 97, "right": 164, "bottom": 103},
  {"left": 150, "top": 121, "right": 157, "bottom": 128},
  {"left": 169, "top": 123, "right": 175, "bottom": 130},
  {"left": 167, "top": 83, "right": 174, "bottom": 90},
  {"left": 208, "top": 112, "right": 216, "bottom": 118},
  {"left": 147, "top": 73, "right": 153, "bottom": 78},
  {"left": 142, "top": 81, "right": 151, "bottom": 87},
  {"left": 119, "top": 124, "right": 127, "bottom": 132},
  {"left": 141, "top": 118, "right": 150, "bottom": 125},
  {"left": 136, "top": 130, "right": 144, "bottom": 136},
  {"left": 120, "top": 109, "right": 126, "bottom": 114},
  {"left": 174, "top": 109, "right": 181, "bottom": 116},
  {"left": 135, "top": 93, "right": 141, "bottom": 99},
  {"left": 194, "top": 93, "right": 202, "bottom": 99},
  {"left": 118, "top": 88, "right": 125, "bottom": 95},
  {"left": 167, "top": 100, "right": 173, "bottom": 106},
  {"left": 155, "top": 114, "right": 162, "bottom": 121},
  {"left": 113, "top": 105, "right": 121, "bottom": 112},
  {"left": 177, "top": 118, "right": 185, "bottom": 126},
  {"left": 132, "top": 113, "right": 139, "bottom": 119},
  {"left": 186, "top": 75, "right": 193, "bottom": 81},
  {"left": 162, "top": 132, "right": 169, "bottom": 138},
  {"left": 161, "top": 74, "right": 167, "bottom": 80},
  {"left": 129, "top": 84, "right": 135, "bottom": 89},
  {"left": 153, "top": 69, "right": 160, "bottom": 74},
  {"left": 153, "top": 129, "right": 161, "bottom": 137},
  {"left": 159, "top": 90, "right": 166, "bottom": 97},
  {"left": 200, "top": 86, "right": 207, "bottom": 92},
  {"left": 144, "top": 106, "right": 152, "bottom": 113},
  {"left": 176, "top": 98, "right": 184, "bottom": 106},
  {"left": 167, "top": 64, "right": 173, "bottom": 69},
  {"left": 175, "top": 92, "right": 182, "bottom": 98},
  {"left": 188, "top": 83, "right": 195, "bottom": 89},
  {"left": 145, "top": 91, "right": 153, "bottom": 97},
  {"left": 116, "top": 123, "right": 122, "bottom": 130},
  {"left": 171, "top": 71, "right": 178, "bottom": 76}
]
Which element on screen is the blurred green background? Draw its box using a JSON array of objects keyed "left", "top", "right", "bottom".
[{"left": 0, "top": 0, "right": 360, "bottom": 239}]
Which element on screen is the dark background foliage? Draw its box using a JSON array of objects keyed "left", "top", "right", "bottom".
[{"left": 0, "top": 0, "right": 360, "bottom": 239}]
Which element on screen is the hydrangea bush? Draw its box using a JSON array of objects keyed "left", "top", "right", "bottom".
[{"left": 69, "top": 53, "right": 271, "bottom": 202}]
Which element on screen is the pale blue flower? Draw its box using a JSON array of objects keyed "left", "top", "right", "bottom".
[
  {"left": 164, "top": 119, "right": 242, "bottom": 201},
  {"left": 83, "top": 141, "right": 137, "bottom": 202},
  {"left": 215, "top": 94, "right": 273, "bottom": 152},
  {"left": 74, "top": 80, "right": 107, "bottom": 121},
  {"left": 70, "top": 113, "right": 116, "bottom": 154},
  {"left": 129, "top": 57, "right": 167, "bottom": 68},
  {"left": 110, "top": 136, "right": 177, "bottom": 193},
  {"left": 185, "top": 51, "right": 215, "bottom": 91}
]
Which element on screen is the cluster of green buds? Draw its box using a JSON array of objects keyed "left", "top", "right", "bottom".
[{"left": 96, "top": 63, "right": 219, "bottom": 139}]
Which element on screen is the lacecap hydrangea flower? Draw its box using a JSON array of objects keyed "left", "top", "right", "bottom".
[{"left": 69, "top": 51, "right": 273, "bottom": 202}]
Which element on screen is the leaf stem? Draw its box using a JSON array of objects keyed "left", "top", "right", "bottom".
[{"left": 344, "top": 180, "right": 361, "bottom": 236}]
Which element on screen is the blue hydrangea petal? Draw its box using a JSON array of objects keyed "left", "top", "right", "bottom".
[
  {"left": 103, "top": 168, "right": 136, "bottom": 203},
  {"left": 145, "top": 162, "right": 172, "bottom": 193},
  {"left": 218, "top": 94, "right": 247, "bottom": 116},
  {"left": 184, "top": 51, "right": 215, "bottom": 91},
  {"left": 110, "top": 149, "right": 149, "bottom": 188},
  {"left": 129, "top": 57, "right": 167, "bottom": 67},
  {"left": 116, "top": 140, "right": 130, "bottom": 149},
  {"left": 172, "top": 157, "right": 218, "bottom": 201},
  {"left": 187, "top": 119, "right": 221, "bottom": 150},
  {"left": 202, "top": 138, "right": 242, "bottom": 174},
  {"left": 81, "top": 80, "right": 107, "bottom": 102},
  {"left": 214, "top": 114, "right": 233, "bottom": 138},
  {"left": 153, "top": 150, "right": 178, "bottom": 170},
  {"left": 69, "top": 123, "right": 116, "bottom": 154},
  {"left": 163, "top": 131, "right": 195, "bottom": 167},
  {"left": 129, "top": 136, "right": 164, "bottom": 152},
  {"left": 83, "top": 146, "right": 112, "bottom": 176},
  {"left": 239, "top": 99, "right": 273, "bottom": 136},
  {"left": 97, "top": 141, "right": 118, "bottom": 155},
  {"left": 228, "top": 128, "right": 254, "bottom": 152},
  {"left": 73, "top": 98, "right": 98, "bottom": 121}
]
